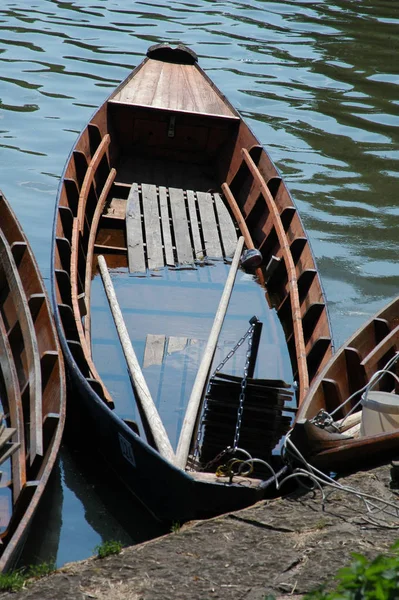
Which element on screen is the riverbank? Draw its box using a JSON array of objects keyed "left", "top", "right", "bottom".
[{"left": 1, "top": 463, "right": 398, "bottom": 600}]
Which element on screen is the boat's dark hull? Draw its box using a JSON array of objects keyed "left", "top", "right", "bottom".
[
  {"left": 63, "top": 350, "right": 277, "bottom": 521},
  {"left": 51, "top": 43, "right": 331, "bottom": 522}
]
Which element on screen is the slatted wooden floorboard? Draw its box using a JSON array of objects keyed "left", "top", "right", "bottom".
[{"left": 125, "top": 184, "right": 237, "bottom": 273}]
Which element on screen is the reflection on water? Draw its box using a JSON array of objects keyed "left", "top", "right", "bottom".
[
  {"left": 91, "top": 261, "right": 293, "bottom": 449},
  {"left": 0, "top": 0, "right": 398, "bottom": 567},
  {"left": 19, "top": 443, "right": 167, "bottom": 568}
]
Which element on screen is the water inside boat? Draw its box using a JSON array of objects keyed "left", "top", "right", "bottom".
[{"left": 90, "top": 259, "right": 295, "bottom": 452}]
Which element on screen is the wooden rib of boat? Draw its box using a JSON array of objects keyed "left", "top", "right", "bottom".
[
  {"left": 291, "top": 295, "right": 399, "bottom": 471},
  {"left": 51, "top": 43, "right": 332, "bottom": 521},
  {"left": 0, "top": 191, "right": 66, "bottom": 572}
]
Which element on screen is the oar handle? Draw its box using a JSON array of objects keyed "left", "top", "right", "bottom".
[
  {"left": 175, "top": 236, "right": 245, "bottom": 469},
  {"left": 98, "top": 255, "right": 175, "bottom": 463}
]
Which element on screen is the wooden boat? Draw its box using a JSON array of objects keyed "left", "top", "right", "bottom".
[
  {"left": 51, "top": 43, "right": 332, "bottom": 521},
  {"left": 290, "top": 295, "right": 399, "bottom": 471},
  {"left": 0, "top": 191, "right": 66, "bottom": 571}
]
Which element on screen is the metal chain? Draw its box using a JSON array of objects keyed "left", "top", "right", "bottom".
[
  {"left": 212, "top": 319, "right": 257, "bottom": 376},
  {"left": 191, "top": 317, "right": 258, "bottom": 469},
  {"left": 232, "top": 319, "right": 256, "bottom": 450}
]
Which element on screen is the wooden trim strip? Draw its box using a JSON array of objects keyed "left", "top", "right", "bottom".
[
  {"left": 70, "top": 218, "right": 114, "bottom": 406},
  {"left": 361, "top": 323, "right": 399, "bottom": 374},
  {"left": 84, "top": 168, "right": 117, "bottom": 347},
  {"left": 240, "top": 148, "right": 309, "bottom": 403},
  {"left": 221, "top": 183, "right": 253, "bottom": 249},
  {"left": 0, "top": 230, "right": 43, "bottom": 463},
  {"left": 221, "top": 182, "right": 266, "bottom": 288},
  {"left": 77, "top": 134, "right": 111, "bottom": 233},
  {"left": 0, "top": 312, "right": 26, "bottom": 501}
]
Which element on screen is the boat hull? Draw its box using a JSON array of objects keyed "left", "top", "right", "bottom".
[
  {"left": 292, "top": 295, "right": 399, "bottom": 471},
  {"left": 0, "top": 192, "right": 66, "bottom": 572},
  {"left": 51, "top": 43, "right": 332, "bottom": 521}
]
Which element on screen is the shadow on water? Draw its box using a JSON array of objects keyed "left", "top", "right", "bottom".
[{"left": 18, "top": 440, "right": 168, "bottom": 569}]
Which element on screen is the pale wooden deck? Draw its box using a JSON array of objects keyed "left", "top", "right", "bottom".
[
  {"left": 123, "top": 183, "right": 237, "bottom": 272},
  {"left": 111, "top": 58, "right": 238, "bottom": 118}
]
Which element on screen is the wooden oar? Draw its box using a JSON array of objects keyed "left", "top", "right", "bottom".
[
  {"left": 175, "top": 236, "right": 245, "bottom": 469},
  {"left": 97, "top": 255, "right": 175, "bottom": 463}
]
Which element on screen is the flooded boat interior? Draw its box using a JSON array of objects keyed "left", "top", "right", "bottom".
[{"left": 88, "top": 155, "right": 295, "bottom": 457}]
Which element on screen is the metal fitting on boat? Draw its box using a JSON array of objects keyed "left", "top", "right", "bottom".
[{"left": 240, "top": 248, "right": 262, "bottom": 270}]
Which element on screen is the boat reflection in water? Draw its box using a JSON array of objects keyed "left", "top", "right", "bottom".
[{"left": 18, "top": 441, "right": 168, "bottom": 568}]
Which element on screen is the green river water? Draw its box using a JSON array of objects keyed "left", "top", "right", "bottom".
[{"left": 0, "top": 0, "right": 398, "bottom": 567}]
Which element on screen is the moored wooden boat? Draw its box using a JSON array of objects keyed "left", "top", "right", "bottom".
[
  {"left": 0, "top": 191, "right": 66, "bottom": 571},
  {"left": 290, "top": 295, "right": 399, "bottom": 471},
  {"left": 51, "top": 43, "right": 332, "bottom": 521}
]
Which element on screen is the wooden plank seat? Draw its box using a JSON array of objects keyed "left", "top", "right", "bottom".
[{"left": 125, "top": 183, "right": 237, "bottom": 273}]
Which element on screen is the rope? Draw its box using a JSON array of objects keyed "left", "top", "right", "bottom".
[
  {"left": 312, "top": 351, "right": 399, "bottom": 431},
  {"left": 208, "top": 429, "right": 399, "bottom": 529},
  {"left": 281, "top": 432, "right": 399, "bottom": 527}
]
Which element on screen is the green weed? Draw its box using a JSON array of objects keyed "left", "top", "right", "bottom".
[
  {"left": 170, "top": 521, "right": 181, "bottom": 533},
  {"left": 26, "top": 561, "right": 56, "bottom": 578},
  {"left": 0, "top": 570, "right": 26, "bottom": 592},
  {"left": 264, "top": 540, "right": 399, "bottom": 599},
  {"left": 95, "top": 540, "right": 122, "bottom": 559}
]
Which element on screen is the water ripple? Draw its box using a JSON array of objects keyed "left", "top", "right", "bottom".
[{"left": 0, "top": 0, "right": 397, "bottom": 366}]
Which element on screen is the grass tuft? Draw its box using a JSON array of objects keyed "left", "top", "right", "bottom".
[
  {"left": 0, "top": 560, "right": 56, "bottom": 592},
  {"left": 170, "top": 522, "right": 181, "bottom": 533},
  {"left": 26, "top": 561, "right": 56, "bottom": 579},
  {"left": 0, "top": 570, "right": 26, "bottom": 592},
  {"left": 95, "top": 540, "right": 123, "bottom": 559}
]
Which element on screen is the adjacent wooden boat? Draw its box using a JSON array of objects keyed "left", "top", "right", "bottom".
[
  {"left": 51, "top": 43, "right": 332, "bottom": 521},
  {"left": 291, "top": 295, "right": 399, "bottom": 471},
  {"left": 0, "top": 191, "right": 66, "bottom": 571}
]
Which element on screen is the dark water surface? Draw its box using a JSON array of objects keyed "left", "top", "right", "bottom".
[{"left": 0, "top": 0, "right": 398, "bottom": 567}]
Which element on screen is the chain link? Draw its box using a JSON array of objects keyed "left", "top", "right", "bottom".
[
  {"left": 233, "top": 320, "right": 256, "bottom": 450},
  {"left": 191, "top": 317, "right": 258, "bottom": 469}
]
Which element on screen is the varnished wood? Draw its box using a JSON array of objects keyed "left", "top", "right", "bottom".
[
  {"left": 84, "top": 167, "right": 117, "bottom": 347},
  {"left": 77, "top": 134, "right": 110, "bottom": 234},
  {"left": 0, "top": 191, "right": 65, "bottom": 572},
  {"left": 111, "top": 58, "right": 238, "bottom": 118},
  {"left": 240, "top": 148, "right": 309, "bottom": 403},
  {"left": 0, "top": 229, "right": 43, "bottom": 463},
  {"left": 71, "top": 219, "right": 114, "bottom": 406},
  {"left": 293, "top": 295, "right": 399, "bottom": 471},
  {"left": 221, "top": 182, "right": 266, "bottom": 288},
  {"left": 0, "top": 312, "right": 26, "bottom": 501}
]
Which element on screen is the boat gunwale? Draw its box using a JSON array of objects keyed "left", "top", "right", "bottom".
[
  {"left": 293, "top": 294, "right": 399, "bottom": 469},
  {"left": 0, "top": 191, "right": 66, "bottom": 572}
]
